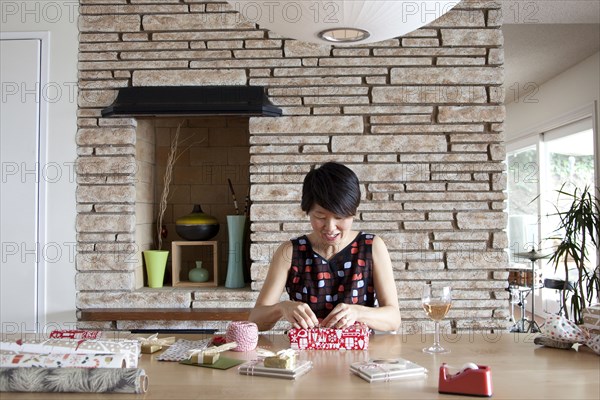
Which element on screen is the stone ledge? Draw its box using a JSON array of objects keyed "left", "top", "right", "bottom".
[{"left": 78, "top": 308, "right": 251, "bottom": 322}]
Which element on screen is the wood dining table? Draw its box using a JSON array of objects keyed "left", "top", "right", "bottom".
[{"left": 1, "top": 331, "right": 598, "bottom": 399}]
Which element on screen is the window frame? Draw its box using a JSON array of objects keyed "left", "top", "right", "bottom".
[{"left": 506, "top": 103, "right": 598, "bottom": 316}]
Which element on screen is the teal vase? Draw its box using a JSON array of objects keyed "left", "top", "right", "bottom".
[
  {"left": 225, "top": 215, "right": 246, "bottom": 289},
  {"left": 189, "top": 261, "right": 209, "bottom": 283}
]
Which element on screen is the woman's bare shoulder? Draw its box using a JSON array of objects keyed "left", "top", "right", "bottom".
[{"left": 270, "top": 240, "right": 294, "bottom": 269}]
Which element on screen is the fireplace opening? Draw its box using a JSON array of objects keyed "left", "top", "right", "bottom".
[{"left": 135, "top": 117, "right": 251, "bottom": 289}]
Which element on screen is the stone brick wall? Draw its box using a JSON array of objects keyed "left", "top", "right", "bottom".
[{"left": 76, "top": 0, "right": 509, "bottom": 332}]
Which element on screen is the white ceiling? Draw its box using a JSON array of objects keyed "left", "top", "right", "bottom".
[
  {"left": 501, "top": 1, "right": 600, "bottom": 102},
  {"left": 501, "top": 0, "right": 600, "bottom": 24}
]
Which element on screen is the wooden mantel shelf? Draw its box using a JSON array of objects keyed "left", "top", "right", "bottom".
[{"left": 78, "top": 308, "right": 251, "bottom": 322}]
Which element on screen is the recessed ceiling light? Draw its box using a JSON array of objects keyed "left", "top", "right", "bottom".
[{"left": 318, "top": 28, "right": 370, "bottom": 43}]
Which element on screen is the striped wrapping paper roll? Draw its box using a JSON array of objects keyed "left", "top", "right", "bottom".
[
  {"left": 226, "top": 321, "right": 259, "bottom": 352},
  {"left": 0, "top": 367, "right": 148, "bottom": 393},
  {"left": 0, "top": 353, "right": 127, "bottom": 368}
]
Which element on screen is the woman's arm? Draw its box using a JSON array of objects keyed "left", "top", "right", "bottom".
[
  {"left": 321, "top": 235, "right": 401, "bottom": 332},
  {"left": 248, "top": 241, "right": 319, "bottom": 331}
]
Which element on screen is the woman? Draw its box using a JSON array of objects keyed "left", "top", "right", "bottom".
[{"left": 249, "top": 162, "right": 401, "bottom": 332}]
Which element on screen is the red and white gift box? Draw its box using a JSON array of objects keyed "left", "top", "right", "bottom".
[
  {"left": 288, "top": 323, "right": 370, "bottom": 350},
  {"left": 49, "top": 330, "right": 103, "bottom": 340}
]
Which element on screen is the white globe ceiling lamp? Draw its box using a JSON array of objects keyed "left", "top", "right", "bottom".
[{"left": 226, "top": 1, "right": 460, "bottom": 45}]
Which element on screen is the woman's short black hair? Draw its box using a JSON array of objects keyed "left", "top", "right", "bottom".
[{"left": 301, "top": 162, "right": 361, "bottom": 217}]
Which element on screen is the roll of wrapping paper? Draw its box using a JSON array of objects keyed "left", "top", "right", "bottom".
[
  {"left": 0, "top": 353, "right": 127, "bottom": 368},
  {"left": 0, "top": 367, "right": 148, "bottom": 393},
  {"left": 0, "top": 338, "right": 140, "bottom": 368}
]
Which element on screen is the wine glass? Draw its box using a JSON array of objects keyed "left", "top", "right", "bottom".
[{"left": 422, "top": 284, "right": 452, "bottom": 354}]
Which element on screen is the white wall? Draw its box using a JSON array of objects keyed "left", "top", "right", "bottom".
[
  {"left": 505, "top": 51, "right": 600, "bottom": 189},
  {"left": 1, "top": 0, "right": 78, "bottom": 329}
]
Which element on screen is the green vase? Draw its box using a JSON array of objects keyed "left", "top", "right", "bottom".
[
  {"left": 225, "top": 215, "right": 247, "bottom": 289},
  {"left": 143, "top": 250, "right": 169, "bottom": 288},
  {"left": 189, "top": 261, "right": 210, "bottom": 282}
]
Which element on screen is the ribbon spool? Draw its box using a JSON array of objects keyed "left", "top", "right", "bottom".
[{"left": 226, "top": 321, "right": 259, "bottom": 352}]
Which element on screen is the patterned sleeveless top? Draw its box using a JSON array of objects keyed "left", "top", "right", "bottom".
[{"left": 285, "top": 232, "right": 377, "bottom": 319}]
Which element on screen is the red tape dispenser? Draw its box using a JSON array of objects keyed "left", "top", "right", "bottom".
[{"left": 438, "top": 362, "right": 493, "bottom": 397}]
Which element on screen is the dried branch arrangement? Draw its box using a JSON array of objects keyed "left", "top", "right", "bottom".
[
  {"left": 156, "top": 123, "right": 181, "bottom": 250},
  {"left": 155, "top": 122, "right": 203, "bottom": 250}
]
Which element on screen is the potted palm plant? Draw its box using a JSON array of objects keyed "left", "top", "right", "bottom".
[{"left": 547, "top": 184, "right": 600, "bottom": 324}]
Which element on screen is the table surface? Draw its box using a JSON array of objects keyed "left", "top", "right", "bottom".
[{"left": 1, "top": 332, "right": 599, "bottom": 400}]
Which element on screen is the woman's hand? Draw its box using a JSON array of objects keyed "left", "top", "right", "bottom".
[
  {"left": 280, "top": 301, "right": 320, "bottom": 329},
  {"left": 321, "top": 303, "right": 360, "bottom": 329}
]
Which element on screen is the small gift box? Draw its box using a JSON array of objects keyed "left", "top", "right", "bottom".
[
  {"left": 264, "top": 349, "right": 297, "bottom": 369},
  {"left": 141, "top": 344, "right": 162, "bottom": 354},
  {"left": 49, "top": 330, "right": 102, "bottom": 340},
  {"left": 288, "top": 323, "right": 370, "bottom": 350},
  {"left": 138, "top": 334, "right": 176, "bottom": 354},
  {"left": 187, "top": 342, "right": 237, "bottom": 365},
  {"left": 189, "top": 350, "right": 220, "bottom": 365}
]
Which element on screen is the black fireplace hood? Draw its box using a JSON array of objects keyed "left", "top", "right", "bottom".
[{"left": 101, "top": 86, "right": 282, "bottom": 117}]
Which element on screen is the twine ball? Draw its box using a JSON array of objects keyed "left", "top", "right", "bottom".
[{"left": 226, "top": 321, "right": 259, "bottom": 352}]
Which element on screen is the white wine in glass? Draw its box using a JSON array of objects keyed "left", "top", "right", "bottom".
[{"left": 422, "top": 284, "right": 452, "bottom": 354}]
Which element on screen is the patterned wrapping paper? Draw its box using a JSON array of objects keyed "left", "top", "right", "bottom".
[
  {"left": 539, "top": 314, "right": 600, "bottom": 355},
  {"left": 0, "top": 353, "right": 127, "bottom": 368},
  {"left": 582, "top": 304, "right": 600, "bottom": 335},
  {"left": 0, "top": 367, "right": 148, "bottom": 393},
  {"left": 288, "top": 323, "right": 370, "bottom": 350},
  {"left": 155, "top": 338, "right": 212, "bottom": 362},
  {"left": 0, "top": 339, "right": 141, "bottom": 368}
]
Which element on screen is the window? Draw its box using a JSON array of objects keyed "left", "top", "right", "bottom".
[
  {"left": 507, "top": 145, "right": 539, "bottom": 258},
  {"left": 507, "top": 117, "right": 597, "bottom": 315}
]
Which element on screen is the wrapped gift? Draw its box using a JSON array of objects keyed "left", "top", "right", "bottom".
[
  {"left": 138, "top": 334, "right": 176, "bottom": 354},
  {"left": 187, "top": 342, "right": 236, "bottom": 365},
  {"left": 141, "top": 344, "right": 162, "bottom": 354},
  {"left": 264, "top": 349, "right": 297, "bottom": 369},
  {"left": 49, "top": 330, "right": 102, "bottom": 340},
  {"left": 288, "top": 323, "right": 370, "bottom": 350},
  {"left": 582, "top": 304, "right": 600, "bottom": 335},
  {"left": 238, "top": 359, "right": 313, "bottom": 380},
  {"left": 189, "top": 350, "right": 220, "bottom": 365}
]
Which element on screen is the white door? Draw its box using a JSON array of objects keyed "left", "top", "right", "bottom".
[{"left": 0, "top": 38, "right": 42, "bottom": 332}]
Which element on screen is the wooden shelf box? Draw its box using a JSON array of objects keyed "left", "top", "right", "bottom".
[{"left": 171, "top": 241, "right": 218, "bottom": 287}]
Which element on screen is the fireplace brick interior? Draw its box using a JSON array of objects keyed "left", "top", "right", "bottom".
[{"left": 76, "top": 1, "right": 508, "bottom": 332}]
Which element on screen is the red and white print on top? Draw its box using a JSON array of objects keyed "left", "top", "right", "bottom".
[{"left": 288, "top": 323, "right": 370, "bottom": 350}]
